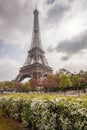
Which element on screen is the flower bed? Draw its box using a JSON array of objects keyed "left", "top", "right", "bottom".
[{"left": 0, "top": 94, "right": 87, "bottom": 130}]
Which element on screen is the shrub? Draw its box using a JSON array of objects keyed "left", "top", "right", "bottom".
[{"left": 0, "top": 94, "right": 87, "bottom": 130}]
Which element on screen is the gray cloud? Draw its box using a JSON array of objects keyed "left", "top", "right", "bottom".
[
  {"left": 68, "top": 0, "right": 74, "bottom": 3},
  {"left": 46, "top": 1, "right": 70, "bottom": 23},
  {"left": 0, "top": 58, "right": 20, "bottom": 81},
  {"left": 47, "top": 45, "right": 54, "bottom": 52},
  {"left": 0, "top": 0, "right": 87, "bottom": 80},
  {"left": 0, "top": 38, "right": 28, "bottom": 61},
  {"left": 61, "top": 55, "right": 70, "bottom": 61},
  {"left": 55, "top": 30, "right": 87, "bottom": 55},
  {"left": 0, "top": 0, "right": 33, "bottom": 39},
  {"left": 46, "top": 0, "right": 55, "bottom": 5},
  {"left": 0, "top": 38, "right": 29, "bottom": 81}
]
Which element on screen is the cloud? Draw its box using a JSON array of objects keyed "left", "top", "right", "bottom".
[
  {"left": 0, "top": 0, "right": 33, "bottom": 30},
  {"left": 0, "top": 0, "right": 87, "bottom": 80},
  {"left": 0, "top": 0, "right": 34, "bottom": 42},
  {"left": 47, "top": 45, "right": 54, "bottom": 52},
  {"left": 46, "top": 0, "right": 55, "bottom": 5},
  {"left": 61, "top": 55, "right": 70, "bottom": 61},
  {"left": 62, "top": 53, "right": 87, "bottom": 72},
  {"left": 68, "top": 0, "right": 74, "bottom": 3},
  {"left": 0, "top": 58, "right": 20, "bottom": 81},
  {"left": 0, "top": 39, "right": 27, "bottom": 61},
  {"left": 55, "top": 30, "right": 87, "bottom": 56},
  {"left": 0, "top": 38, "right": 31, "bottom": 81},
  {"left": 45, "top": 0, "right": 70, "bottom": 23}
]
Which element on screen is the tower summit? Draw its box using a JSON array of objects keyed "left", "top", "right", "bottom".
[{"left": 16, "top": 8, "right": 53, "bottom": 81}]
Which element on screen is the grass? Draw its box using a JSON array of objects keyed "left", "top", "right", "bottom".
[
  {"left": 0, "top": 92, "right": 86, "bottom": 99},
  {"left": 0, "top": 117, "right": 28, "bottom": 130}
]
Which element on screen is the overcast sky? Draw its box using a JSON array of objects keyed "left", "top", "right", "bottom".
[{"left": 0, "top": 0, "right": 87, "bottom": 81}]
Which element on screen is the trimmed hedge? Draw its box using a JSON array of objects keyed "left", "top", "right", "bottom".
[{"left": 0, "top": 94, "right": 87, "bottom": 130}]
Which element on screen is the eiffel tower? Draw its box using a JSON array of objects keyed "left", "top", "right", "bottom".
[{"left": 16, "top": 7, "right": 53, "bottom": 81}]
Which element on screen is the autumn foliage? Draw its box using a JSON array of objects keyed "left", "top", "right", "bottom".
[{"left": 0, "top": 69, "right": 87, "bottom": 93}]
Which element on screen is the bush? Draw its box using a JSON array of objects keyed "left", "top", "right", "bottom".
[{"left": 0, "top": 94, "right": 87, "bottom": 130}]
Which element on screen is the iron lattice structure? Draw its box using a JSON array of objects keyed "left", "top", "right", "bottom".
[{"left": 16, "top": 7, "right": 53, "bottom": 81}]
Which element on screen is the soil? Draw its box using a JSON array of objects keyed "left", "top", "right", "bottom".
[{"left": 0, "top": 116, "right": 30, "bottom": 130}]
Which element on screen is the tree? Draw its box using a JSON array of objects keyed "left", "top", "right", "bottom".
[
  {"left": 43, "top": 74, "right": 60, "bottom": 92},
  {"left": 59, "top": 75, "right": 72, "bottom": 95},
  {"left": 0, "top": 82, "right": 5, "bottom": 89},
  {"left": 21, "top": 82, "right": 30, "bottom": 92},
  {"left": 0, "top": 82, "right": 5, "bottom": 93},
  {"left": 4, "top": 81, "right": 15, "bottom": 91},
  {"left": 79, "top": 72, "right": 87, "bottom": 93},
  {"left": 29, "top": 79, "right": 38, "bottom": 91},
  {"left": 14, "top": 81, "right": 22, "bottom": 92},
  {"left": 71, "top": 74, "right": 80, "bottom": 94},
  {"left": 59, "top": 68, "right": 71, "bottom": 76}
]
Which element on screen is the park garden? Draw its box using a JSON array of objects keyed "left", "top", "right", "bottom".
[{"left": 0, "top": 69, "right": 87, "bottom": 130}]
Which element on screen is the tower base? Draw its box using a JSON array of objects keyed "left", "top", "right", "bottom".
[{"left": 16, "top": 63, "right": 53, "bottom": 82}]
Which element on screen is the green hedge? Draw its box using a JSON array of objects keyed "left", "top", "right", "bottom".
[{"left": 0, "top": 94, "right": 87, "bottom": 130}]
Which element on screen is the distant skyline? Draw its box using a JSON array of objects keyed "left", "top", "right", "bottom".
[{"left": 0, "top": 0, "right": 87, "bottom": 81}]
